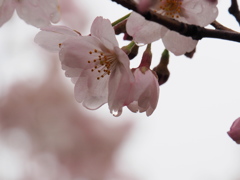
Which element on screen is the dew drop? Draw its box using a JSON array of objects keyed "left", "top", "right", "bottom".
[{"left": 112, "top": 110, "right": 119, "bottom": 116}]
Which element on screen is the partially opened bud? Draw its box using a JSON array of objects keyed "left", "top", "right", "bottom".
[
  {"left": 227, "top": 117, "right": 240, "bottom": 144},
  {"left": 139, "top": 43, "right": 152, "bottom": 68},
  {"left": 153, "top": 49, "right": 170, "bottom": 86}
]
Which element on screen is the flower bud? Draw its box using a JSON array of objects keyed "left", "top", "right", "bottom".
[
  {"left": 153, "top": 49, "right": 170, "bottom": 86},
  {"left": 139, "top": 44, "right": 152, "bottom": 68},
  {"left": 227, "top": 117, "right": 240, "bottom": 144}
]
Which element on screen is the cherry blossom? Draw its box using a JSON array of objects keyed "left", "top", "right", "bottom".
[
  {"left": 227, "top": 117, "right": 240, "bottom": 144},
  {"left": 0, "top": 0, "right": 60, "bottom": 28},
  {"left": 127, "top": 45, "right": 159, "bottom": 116},
  {"left": 126, "top": 0, "right": 218, "bottom": 55},
  {"left": 35, "top": 16, "right": 135, "bottom": 116},
  {"left": 128, "top": 68, "right": 159, "bottom": 116}
]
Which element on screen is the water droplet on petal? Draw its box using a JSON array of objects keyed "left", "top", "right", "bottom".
[{"left": 112, "top": 110, "right": 119, "bottom": 116}]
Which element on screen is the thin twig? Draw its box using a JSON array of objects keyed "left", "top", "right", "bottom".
[
  {"left": 229, "top": 0, "right": 240, "bottom": 25},
  {"left": 211, "top": 20, "right": 239, "bottom": 32}
]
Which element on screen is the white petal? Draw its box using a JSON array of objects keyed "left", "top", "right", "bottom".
[
  {"left": 126, "top": 12, "right": 164, "bottom": 44},
  {"left": 91, "top": 16, "right": 118, "bottom": 50},
  {"left": 183, "top": 0, "right": 218, "bottom": 26},
  {"left": 162, "top": 31, "right": 198, "bottom": 56},
  {"left": 34, "top": 25, "right": 80, "bottom": 52},
  {"left": 108, "top": 52, "right": 133, "bottom": 116},
  {"left": 59, "top": 36, "right": 104, "bottom": 69},
  {"left": 0, "top": 0, "right": 15, "bottom": 27},
  {"left": 16, "top": 0, "right": 60, "bottom": 28},
  {"left": 74, "top": 69, "right": 108, "bottom": 110}
]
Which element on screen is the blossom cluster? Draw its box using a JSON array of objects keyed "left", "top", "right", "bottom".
[
  {"left": 0, "top": 0, "right": 219, "bottom": 116},
  {"left": 35, "top": 17, "right": 159, "bottom": 116},
  {"left": 0, "top": 1, "right": 240, "bottom": 180},
  {"left": 32, "top": 0, "right": 219, "bottom": 117},
  {"left": 0, "top": 61, "right": 134, "bottom": 180}
]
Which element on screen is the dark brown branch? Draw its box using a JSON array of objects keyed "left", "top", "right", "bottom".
[
  {"left": 110, "top": 0, "right": 240, "bottom": 43},
  {"left": 211, "top": 20, "right": 238, "bottom": 32},
  {"left": 229, "top": 0, "right": 240, "bottom": 25}
]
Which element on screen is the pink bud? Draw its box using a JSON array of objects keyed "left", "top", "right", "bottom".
[{"left": 227, "top": 117, "right": 240, "bottom": 144}]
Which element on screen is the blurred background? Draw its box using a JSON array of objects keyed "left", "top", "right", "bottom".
[{"left": 0, "top": 0, "right": 240, "bottom": 180}]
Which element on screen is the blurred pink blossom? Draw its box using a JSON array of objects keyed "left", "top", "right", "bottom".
[
  {"left": 0, "top": 61, "right": 134, "bottom": 179},
  {"left": 58, "top": 0, "right": 87, "bottom": 30},
  {"left": 0, "top": 0, "right": 61, "bottom": 28}
]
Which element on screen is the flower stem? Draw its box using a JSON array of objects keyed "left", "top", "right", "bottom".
[
  {"left": 139, "top": 44, "right": 152, "bottom": 68},
  {"left": 121, "top": 41, "right": 136, "bottom": 55},
  {"left": 112, "top": 13, "right": 131, "bottom": 26}
]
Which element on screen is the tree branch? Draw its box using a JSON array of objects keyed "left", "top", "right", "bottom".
[
  {"left": 229, "top": 0, "right": 240, "bottom": 25},
  {"left": 110, "top": 0, "right": 240, "bottom": 43},
  {"left": 211, "top": 20, "right": 238, "bottom": 32}
]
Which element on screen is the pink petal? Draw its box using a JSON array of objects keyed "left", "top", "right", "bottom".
[
  {"left": 183, "top": 0, "right": 218, "bottom": 26},
  {"left": 58, "top": 0, "right": 87, "bottom": 30},
  {"left": 74, "top": 69, "right": 108, "bottom": 110},
  {"left": 16, "top": 0, "right": 60, "bottom": 28},
  {"left": 127, "top": 69, "right": 159, "bottom": 116},
  {"left": 162, "top": 30, "right": 198, "bottom": 56},
  {"left": 108, "top": 47, "right": 134, "bottom": 116},
  {"left": 91, "top": 16, "right": 118, "bottom": 50},
  {"left": 0, "top": 0, "right": 15, "bottom": 27},
  {"left": 126, "top": 12, "right": 165, "bottom": 44},
  {"left": 34, "top": 25, "right": 80, "bottom": 52},
  {"left": 59, "top": 36, "right": 103, "bottom": 69}
]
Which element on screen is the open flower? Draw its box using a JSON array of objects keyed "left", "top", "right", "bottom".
[
  {"left": 127, "top": 44, "right": 159, "bottom": 116},
  {"left": 128, "top": 68, "right": 159, "bottom": 116},
  {"left": 126, "top": 0, "right": 218, "bottom": 55},
  {"left": 59, "top": 17, "right": 134, "bottom": 116},
  {"left": 0, "top": 0, "right": 60, "bottom": 27},
  {"left": 35, "top": 17, "right": 134, "bottom": 116},
  {"left": 227, "top": 117, "right": 240, "bottom": 144}
]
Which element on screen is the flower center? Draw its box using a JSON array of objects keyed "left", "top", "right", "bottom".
[
  {"left": 158, "top": 0, "right": 182, "bottom": 18},
  {"left": 88, "top": 49, "right": 116, "bottom": 80}
]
